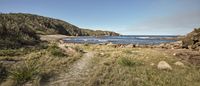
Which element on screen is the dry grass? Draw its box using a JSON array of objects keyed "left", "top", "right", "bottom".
[
  {"left": 77, "top": 44, "right": 200, "bottom": 86},
  {"left": 0, "top": 43, "right": 84, "bottom": 86},
  {"left": 1, "top": 43, "right": 200, "bottom": 86}
]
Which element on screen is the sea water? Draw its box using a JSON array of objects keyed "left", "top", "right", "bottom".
[{"left": 63, "top": 35, "right": 178, "bottom": 45}]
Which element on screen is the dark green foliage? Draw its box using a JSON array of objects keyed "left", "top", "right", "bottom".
[{"left": 182, "top": 28, "right": 200, "bottom": 49}]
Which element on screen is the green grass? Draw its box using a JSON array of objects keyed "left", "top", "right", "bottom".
[
  {"left": 47, "top": 44, "right": 66, "bottom": 57},
  {"left": 75, "top": 45, "right": 200, "bottom": 86},
  {"left": 1, "top": 43, "right": 200, "bottom": 86},
  {"left": 9, "top": 61, "right": 41, "bottom": 85},
  {"left": 0, "top": 43, "right": 84, "bottom": 85},
  {"left": 118, "top": 57, "right": 142, "bottom": 67},
  {"left": 0, "top": 42, "right": 48, "bottom": 56}
]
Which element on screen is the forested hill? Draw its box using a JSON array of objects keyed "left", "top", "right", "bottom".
[
  {"left": 0, "top": 13, "right": 119, "bottom": 49},
  {"left": 0, "top": 13, "right": 119, "bottom": 36}
]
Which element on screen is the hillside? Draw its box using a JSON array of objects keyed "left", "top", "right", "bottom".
[
  {"left": 0, "top": 13, "right": 119, "bottom": 49},
  {"left": 182, "top": 28, "right": 200, "bottom": 50}
]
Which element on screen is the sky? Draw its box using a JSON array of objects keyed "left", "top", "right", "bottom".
[{"left": 0, "top": 0, "right": 200, "bottom": 35}]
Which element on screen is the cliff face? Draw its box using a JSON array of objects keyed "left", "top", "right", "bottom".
[
  {"left": 0, "top": 13, "right": 119, "bottom": 49},
  {"left": 182, "top": 28, "right": 200, "bottom": 50}
]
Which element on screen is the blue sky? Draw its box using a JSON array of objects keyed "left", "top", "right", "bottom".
[{"left": 0, "top": 0, "right": 200, "bottom": 35}]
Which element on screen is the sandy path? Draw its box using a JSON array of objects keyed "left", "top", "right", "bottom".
[{"left": 46, "top": 44, "right": 95, "bottom": 86}]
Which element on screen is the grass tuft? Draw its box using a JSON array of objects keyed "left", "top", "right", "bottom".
[
  {"left": 48, "top": 44, "right": 66, "bottom": 57},
  {"left": 9, "top": 61, "right": 41, "bottom": 85},
  {"left": 118, "top": 57, "right": 141, "bottom": 67}
]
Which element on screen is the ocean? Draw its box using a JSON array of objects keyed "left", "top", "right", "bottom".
[{"left": 63, "top": 35, "right": 178, "bottom": 45}]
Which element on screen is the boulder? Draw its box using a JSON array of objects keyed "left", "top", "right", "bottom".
[
  {"left": 106, "top": 42, "right": 114, "bottom": 45},
  {"left": 157, "top": 61, "right": 172, "bottom": 70},
  {"left": 174, "top": 61, "right": 184, "bottom": 67},
  {"left": 173, "top": 53, "right": 177, "bottom": 56},
  {"left": 125, "top": 44, "right": 135, "bottom": 48},
  {"left": 150, "top": 62, "right": 155, "bottom": 66},
  {"left": 99, "top": 52, "right": 105, "bottom": 56}
]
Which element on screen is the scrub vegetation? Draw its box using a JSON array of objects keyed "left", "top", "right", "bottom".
[{"left": 0, "top": 13, "right": 199, "bottom": 86}]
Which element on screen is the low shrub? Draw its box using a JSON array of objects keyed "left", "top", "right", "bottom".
[
  {"left": 9, "top": 61, "right": 41, "bottom": 85},
  {"left": 118, "top": 57, "right": 142, "bottom": 67},
  {"left": 48, "top": 44, "right": 65, "bottom": 57}
]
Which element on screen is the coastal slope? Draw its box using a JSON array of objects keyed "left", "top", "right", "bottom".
[{"left": 0, "top": 13, "right": 119, "bottom": 49}]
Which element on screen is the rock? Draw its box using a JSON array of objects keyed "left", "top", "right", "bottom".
[
  {"left": 188, "top": 45, "right": 193, "bottom": 50},
  {"left": 159, "top": 43, "right": 166, "bottom": 48},
  {"left": 98, "top": 43, "right": 106, "bottom": 45},
  {"left": 182, "top": 28, "right": 200, "bottom": 50},
  {"left": 135, "top": 44, "right": 139, "bottom": 47},
  {"left": 173, "top": 53, "right": 177, "bottom": 56},
  {"left": 174, "top": 61, "right": 184, "bottom": 67},
  {"left": 106, "top": 42, "right": 114, "bottom": 45},
  {"left": 150, "top": 63, "right": 155, "bottom": 66},
  {"left": 125, "top": 44, "right": 135, "bottom": 48},
  {"left": 100, "top": 52, "right": 105, "bottom": 56},
  {"left": 157, "top": 61, "right": 172, "bottom": 70}
]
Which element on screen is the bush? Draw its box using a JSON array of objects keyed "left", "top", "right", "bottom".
[
  {"left": 182, "top": 28, "right": 200, "bottom": 49},
  {"left": 9, "top": 61, "right": 41, "bottom": 85},
  {"left": 48, "top": 44, "right": 65, "bottom": 57},
  {"left": 118, "top": 57, "right": 136, "bottom": 66}
]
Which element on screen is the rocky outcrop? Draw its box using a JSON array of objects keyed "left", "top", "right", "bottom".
[
  {"left": 156, "top": 41, "right": 183, "bottom": 49},
  {"left": 182, "top": 28, "right": 200, "bottom": 51}
]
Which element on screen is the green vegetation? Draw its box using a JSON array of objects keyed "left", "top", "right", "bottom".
[
  {"left": 0, "top": 13, "right": 119, "bottom": 49},
  {"left": 0, "top": 43, "right": 84, "bottom": 85},
  {"left": 80, "top": 28, "right": 119, "bottom": 36},
  {"left": 72, "top": 45, "right": 200, "bottom": 86},
  {"left": 182, "top": 28, "right": 200, "bottom": 50},
  {"left": 0, "top": 13, "right": 199, "bottom": 86},
  {"left": 9, "top": 61, "right": 41, "bottom": 85},
  {"left": 1, "top": 41, "right": 200, "bottom": 86},
  {"left": 118, "top": 57, "right": 141, "bottom": 67},
  {"left": 47, "top": 44, "right": 66, "bottom": 57}
]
